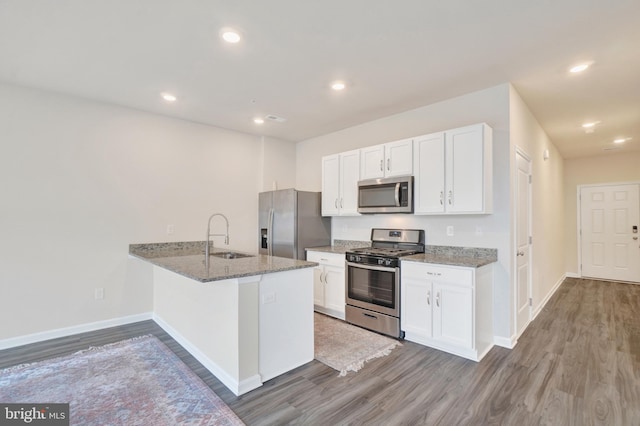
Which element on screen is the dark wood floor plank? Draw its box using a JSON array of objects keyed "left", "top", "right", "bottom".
[{"left": 2, "top": 277, "right": 639, "bottom": 425}]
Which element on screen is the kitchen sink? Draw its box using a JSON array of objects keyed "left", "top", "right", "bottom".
[{"left": 210, "top": 251, "right": 254, "bottom": 260}]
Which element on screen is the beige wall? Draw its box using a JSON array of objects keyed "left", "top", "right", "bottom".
[
  {"left": 0, "top": 83, "right": 294, "bottom": 340},
  {"left": 259, "top": 136, "right": 296, "bottom": 192},
  {"left": 509, "top": 86, "right": 565, "bottom": 317},
  {"left": 563, "top": 151, "right": 640, "bottom": 275}
]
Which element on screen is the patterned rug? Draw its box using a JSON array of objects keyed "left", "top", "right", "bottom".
[
  {"left": 314, "top": 313, "right": 401, "bottom": 376},
  {"left": 0, "top": 335, "right": 244, "bottom": 425}
]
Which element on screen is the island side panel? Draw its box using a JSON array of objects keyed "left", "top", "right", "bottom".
[
  {"left": 259, "top": 268, "right": 314, "bottom": 382},
  {"left": 152, "top": 266, "right": 262, "bottom": 395}
]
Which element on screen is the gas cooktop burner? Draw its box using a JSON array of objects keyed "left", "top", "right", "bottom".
[{"left": 350, "top": 247, "right": 420, "bottom": 257}]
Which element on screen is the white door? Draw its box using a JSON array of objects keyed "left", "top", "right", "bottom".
[
  {"left": 313, "top": 266, "right": 325, "bottom": 307},
  {"left": 515, "top": 151, "right": 532, "bottom": 336},
  {"left": 359, "top": 145, "right": 385, "bottom": 180},
  {"left": 580, "top": 184, "right": 640, "bottom": 282},
  {"left": 339, "top": 150, "right": 361, "bottom": 215},
  {"left": 400, "top": 277, "right": 432, "bottom": 341},
  {"left": 413, "top": 132, "right": 446, "bottom": 213},
  {"left": 323, "top": 265, "right": 346, "bottom": 317},
  {"left": 432, "top": 282, "right": 473, "bottom": 349},
  {"left": 321, "top": 155, "right": 340, "bottom": 216},
  {"left": 446, "top": 125, "right": 484, "bottom": 213},
  {"left": 385, "top": 138, "right": 413, "bottom": 177}
]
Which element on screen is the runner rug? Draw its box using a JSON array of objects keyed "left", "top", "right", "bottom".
[
  {"left": 0, "top": 335, "right": 244, "bottom": 425},
  {"left": 314, "top": 313, "right": 402, "bottom": 377}
]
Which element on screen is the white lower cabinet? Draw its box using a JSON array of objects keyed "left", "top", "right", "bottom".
[
  {"left": 307, "top": 251, "right": 345, "bottom": 320},
  {"left": 401, "top": 261, "right": 493, "bottom": 361}
]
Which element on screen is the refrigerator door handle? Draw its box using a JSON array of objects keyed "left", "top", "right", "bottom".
[{"left": 268, "top": 208, "right": 274, "bottom": 256}]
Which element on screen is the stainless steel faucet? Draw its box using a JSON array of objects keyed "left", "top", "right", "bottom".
[{"left": 205, "top": 213, "right": 229, "bottom": 258}]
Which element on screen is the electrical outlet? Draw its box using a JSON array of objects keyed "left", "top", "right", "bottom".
[
  {"left": 166, "top": 224, "right": 175, "bottom": 235},
  {"left": 95, "top": 288, "right": 104, "bottom": 300},
  {"left": 262, "top": 292, "right": 276, "bottom": 304},
  {"left": 446, "top": 226, "right": 454, "bottom": 236}
]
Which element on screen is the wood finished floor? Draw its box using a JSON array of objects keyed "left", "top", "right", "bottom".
[{"left": 1, "top": 277, "right": 639, "bottom": 425}]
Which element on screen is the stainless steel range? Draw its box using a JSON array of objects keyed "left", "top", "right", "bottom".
[{"left": 345, "top": 228, "right": 425, "bottom": 338}]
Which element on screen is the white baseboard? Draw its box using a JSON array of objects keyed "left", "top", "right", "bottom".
[
  {"left": 494, "top": 335, "right": 517, "bottom": 349},
  {"left": 532, "top": 274, "right": 566, "bottom": 321},
  {"left": 565, "top": 272, "right": 580, "bottom": 278},
  {"left": 152, "top": 313, "right": 262, "bottom": 396},
  {"left": 0, "top": 312, "right": 154, "bottom": 351}
]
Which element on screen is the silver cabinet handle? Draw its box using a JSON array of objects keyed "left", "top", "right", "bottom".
[
  {"left": 427, "top": 290, "right": 431, "bottom": 306},
  {"left": 440, "top": 191, "right": 444, "bottom": 205},
  {"left": 379, "top": 159, "right": 383, "bottom": 171},
  {"left": 340, "top": 198, "right": 344, "bottom": 208},
  {"left": 335, "top": 198, "right": 338, "bottom": 208},
  {"left": 436, "top": 292, "right": 440, "bottom": 307},
  {"left": 448, "top": 190, "right": 453, "bottom": 205},
  {"left": 426, "top": 271, "right": 442, "bottom": 276},
  {"left": 387, "top": 158, "right": 390, "bottom": 171}
]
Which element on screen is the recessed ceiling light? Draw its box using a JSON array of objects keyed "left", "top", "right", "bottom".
[
  {"left": 581, "top": 121, "right": 600, "bottom": 128},
  {"left": 253, "top": 118, "right": 264, "bottom": 124},
  {"left": 613, "top": 138, "right": 629, "bottom": 144},
  {"left": 222, "top": 30, "right": 241, "bottom": 43},
  {"left": 161, "top": 93, "right": 177, "bottom": 102},
  {"left": 331, "top": 81, "right": 346, "bottom": 91},
  {"left": 569, "top": 63, "right": 591, "bottom": 73}
]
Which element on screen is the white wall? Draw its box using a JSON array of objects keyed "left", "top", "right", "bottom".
[
  {"left": 508, "top": 86, "right": 565, "bottom": 319},
  {"left": 563, "top": 151, "right": 640, "bottom": 275},
  {"left": 0, "top": 83, "right": 294, "bottom": 340},
  {"left": 259, "top": 136, "right": 296, "bottom": 192},
  {"left": 296, "top": 84, "right": 514, "bottom": 340}
]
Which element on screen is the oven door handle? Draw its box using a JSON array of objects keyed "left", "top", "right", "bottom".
[{"left": 346, "top": 261, "right": 398, "bottom": 273}]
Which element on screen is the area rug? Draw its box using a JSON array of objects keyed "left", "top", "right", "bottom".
[
  {"left": 0, "top": 335, "right": 244, "bottom": 426},
  {"left": 314, "top": 313, "right": 401, "bottom": 376}
]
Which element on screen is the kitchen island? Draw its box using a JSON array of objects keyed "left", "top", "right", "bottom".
[{"left": 129, "top": 241, "right": 318, "bottom": 396}]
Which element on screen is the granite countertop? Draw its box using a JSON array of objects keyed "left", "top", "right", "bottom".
[
  {"left": 402, "top": 245, "right": 498, "bottom": 268},
  {"left": 129, "top": 241, "right": 317, "bottom": 283},
  {"left": 305, "top": 240, "right": 369, "bottom": 255}
]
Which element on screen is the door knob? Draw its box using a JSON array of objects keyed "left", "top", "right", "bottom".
[{"left": 517, "top": 251, "right": 525, "bottom": 256}]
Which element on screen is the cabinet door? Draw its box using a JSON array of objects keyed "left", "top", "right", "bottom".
[
  {"left": 413, "top": 132, "right": 446, "bottom": 213},
  {"left": 401, "top": 277, "right": 432, "bottom": 340},
  {"left": 433, "top": 282, "right": 473, "bottom": 349},
  {"left": 313, "top": 266, "right": 325, "bottom": 307},
  {"left": 321, "top": 155, "right": 340, "bottom": 216},
  {"left": 446, "top": 125, "right": 485, "bottom": 213},
  {"left": 323, "top": 265, "right": 346, "bottom": 316},
  {"left": 385, "top": 138, "right": 413, "bottom": 177},
  {"left": 360, "top": 145, "right": 385, "bottom": 180},
  {"left": 339, "top": 150, "right": 361, "bottom": 215}
]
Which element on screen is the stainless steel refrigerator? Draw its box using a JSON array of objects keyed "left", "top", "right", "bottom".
[{"left": 259, "top": 189, "right": 331, "bottom": 259}]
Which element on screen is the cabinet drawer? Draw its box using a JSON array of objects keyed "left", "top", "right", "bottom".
[
  {"left": 306, "top": 250, "right": 345, "bottom": 268},
  {"left": 402, "top": 262, "right": 473, "bottom": 285}
]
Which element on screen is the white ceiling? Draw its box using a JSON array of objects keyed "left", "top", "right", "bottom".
[{"left": 1, "top": 0, "right": 638, "bottom": 158}]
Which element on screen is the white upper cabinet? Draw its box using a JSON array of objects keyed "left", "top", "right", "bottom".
[
  {"left": 414, "top": 123, "right": 493, "bottom": 214},
  {"left": 360, "top": 138, "right": 413, "bottom": 180},
  {"left": 321, "top": 149, "right": 360, "bottom": 216},
  {"left": 413, "top": 132, "right": 446, "bottom": 213}
]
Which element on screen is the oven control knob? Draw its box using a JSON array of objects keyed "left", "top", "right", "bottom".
[{"left": 377, "top": 258, "right": 384, "bottom": 265}]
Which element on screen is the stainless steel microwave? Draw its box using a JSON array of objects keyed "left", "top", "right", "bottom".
[{"left": 357, "top": 176, "right": 414, "bottom": 214}]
